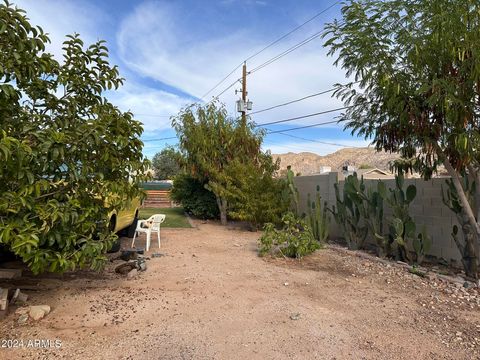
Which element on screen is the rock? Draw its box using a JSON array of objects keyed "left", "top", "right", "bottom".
[
  {"left": 120, "top": 250, "right": 138, "bottom": 262},
  {"left": 115, "top": 262, "right": 137, "bottom": 275},
  {"left": 137, "top": 257, "right": 147, "bottom": 272},
  {"left": 18, "top": 313, "right": 28, "bottom": 325},
  {"left": 284, "top": 282, "right": 289, "bottom": 286},
  {"left": 290, "top": 313, "right": 301, "bottom": 320},
  {"left": 10, "top": 288, "right": 28, "bottom": 305},
  {"left": 15, "top": 307, "right": 29, "bottom": 315},
  {"left": 127, "top": 268, "right": 138, "bottom": 280},
  {"left": 29, "top": 305, "right": 50, "bottom": 321}
]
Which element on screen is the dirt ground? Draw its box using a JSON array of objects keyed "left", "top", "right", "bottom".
[{"left": 1, "top": 220, "right": 480, "bottom": 360}]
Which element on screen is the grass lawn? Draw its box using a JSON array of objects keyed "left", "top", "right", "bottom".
[{"left": 138, "top": 207, "right": 191, "bottom": 228}]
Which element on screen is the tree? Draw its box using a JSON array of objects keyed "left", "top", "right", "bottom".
[
  {"left": 172, "top": 101, "right": 265, "bottom": 225},
  {"left": 323, "top": 0, "right": 480, "bottom": 278},
  {"left": 0, "top": 1, "right": 149, "bottom": 273},
  {"left": 151, "top": 146, "right": 182, "bottom": 180},
  {"left": 227, "top": 152, "right": 290, "bottom": 229}
]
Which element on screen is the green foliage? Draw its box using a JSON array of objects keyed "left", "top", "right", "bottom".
[
  {"left": 359, "top": 182, "right": 386, "bottom": 256},
  {"left": 378, "top": 175, "right": 418, "bottom": 261},
  {"left": 306, "top": 186, "right": 330, "bottom": 243},
  {"left": 413, "top": 226, "right": 431, "bottom": 265},
  {"left": 258, "top": 213, "right": 320, "bottom": 258},
  {"left": 172, "top": 101, "right": 272, "bottom": 226},
  {"left": 0, "top": 2, "right": 149, "bottom": 274},
  {"left": 170, "top": 174, "right": 219, "bottom": 219},
  {"left": 358, "top": 164, "right": 373, "bottom": 170},
  {"left": 331, "top": 174, "right": 368, "bottom": 250},
  {"left": 442, "top": 176, "right": 478, "bottom": 277},
  {"left": 324, "top": 0, "right": 480, "bottom": 274},
  {"left": 324, "top": 0, "right": 480, "bottom": 177},
  {"left": 151, "top": 146, "right": 182, "bottom": 180},
  {"left": 286, "top": 165, "right": 299, "bottom": 215},
  {"left": 227, "top": 154, "right": 290, "bottom": 229}
]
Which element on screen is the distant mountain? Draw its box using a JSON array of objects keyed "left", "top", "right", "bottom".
[{"left": 273, "top": 147, "right": 400, "bottom": 176}]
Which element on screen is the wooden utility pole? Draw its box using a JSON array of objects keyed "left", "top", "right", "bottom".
[{"left": 241, "top": 62, "right": 247, "bottom": 124}]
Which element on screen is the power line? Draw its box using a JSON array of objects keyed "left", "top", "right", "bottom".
[
  {"left": 254, "top": 106, "right": 349, "bottom": 127},
  {"left": 250, "top": 88, "right": 336, "bottom": 115},
  {"left": 273, "top": 132, "right": 360, "bottom": 148},
  {"left": 200, "top": 63, "right": 243, "bottom": 100},
  {"left": 266, "top": 119, "right": 340, "bottom": 134},
  {"left": 143, "top": 136, "right": 177, "bottom": 142},
  {"left": 199, "top": 1, "right": 340, "bottom": 100},
  {"left": 250, "top": 81, "right": 361, "bottom": 115},
  {"left": 207, "top": 78, "right": 242, "bottom": 103},
  {"left": 135, "top": 114, "right": 172, "bottom": 118},
  {"left": 244, "top": 1, "right": 340, "bottom": 63},
  {"left": 249, "top": 30, "right": 323, "bottom": 74}
]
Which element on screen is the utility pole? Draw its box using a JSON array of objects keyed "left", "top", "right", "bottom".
[
  {"left": 236, "top": 61, "right": 252, "bottom": 124},
  {"left": 241, "top": 62, "right": 247, "bottom": 124}
]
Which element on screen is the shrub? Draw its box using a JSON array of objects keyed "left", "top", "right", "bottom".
[
  {"left": 227, "top": 157, "right": 290, "bottom": 229},
  {"left": 171, "top": 174, "right": 219, "bottom": 219},
  {"left": 258, "top": 213, "right": 320, "bottom": 258}
]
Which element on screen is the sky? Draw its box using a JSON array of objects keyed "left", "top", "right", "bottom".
[{"left": 15, "top": 0, "right": 371, "bottom": 159}]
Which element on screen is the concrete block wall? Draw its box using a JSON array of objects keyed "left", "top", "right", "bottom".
[{"left": 294, "top": 173, "right": 463, "bottom": 265}]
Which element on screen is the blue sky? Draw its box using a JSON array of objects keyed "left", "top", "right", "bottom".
[{"left": 16, "top": 0, "right": 370, "bottom": 158}]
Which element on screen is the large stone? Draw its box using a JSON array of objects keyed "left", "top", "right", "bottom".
[
  {"left": 127, "top": 268, "right": 138, "bottom": 280},
  {"left": 29, "top": 305, "right": 51, "bottom": 321}
]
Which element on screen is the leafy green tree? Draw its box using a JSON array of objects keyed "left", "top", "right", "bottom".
[
  {"left": 0, "top": 1, "right": 149, "bottom": 273},
  {"left": 170, "top": 173, "right": 219, "bottom": 219},
  {"left": 172, "top": 101, "right": 266, "bottom": 225},
  {"left": 151, "top": 146, "right": 182, "bottom": 180},
  {"left": 324, "top": 0, "right": 480, "bottom": 278},
  {"left": 227, "top": 153, "right": 290, "bottom": 229}
]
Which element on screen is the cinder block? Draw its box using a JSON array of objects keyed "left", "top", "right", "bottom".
[
  {"left": 427, "top": 243, "right": 442, "bottom": 258},
  {"left": 441, "top": 247, "right": 462, "bottom": 262},
  {"left": 424, "top": 206, "right": 443, "bottom": 217},
  {"left": 410, "top": 204, "right": 423, "bottom": 215},
  {"left": 422, "top": 187, "right": 442, "bottom": 198}
]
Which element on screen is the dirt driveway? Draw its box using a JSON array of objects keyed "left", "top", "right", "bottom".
[{"left": 1, "top": 220, "right": 480, "bottom": 359}]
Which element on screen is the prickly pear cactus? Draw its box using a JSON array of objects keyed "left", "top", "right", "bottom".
[
  {"left": 306, "top": 185, "right": 330, "bottom": 243},
  {"left": 331, "top": 174, "right": 368, "bottom": 250},
  {"left": 382, "top": 174, "right": 418, "bottom": 262},
  {"left": 413, "top": 226, "right": 431, "bottom": 264}
]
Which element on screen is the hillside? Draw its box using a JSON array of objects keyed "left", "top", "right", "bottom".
[{"left": 273, "top": 147, "right": 400, "bottom": 176}]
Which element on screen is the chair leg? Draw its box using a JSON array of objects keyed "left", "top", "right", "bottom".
[
  {"left": 146, "top": 231, "right": 151, "bottom": 252},
  {"left": 131, "top": 232, "right": 137, "bottom": 248},
  {"left": 157, "top": 228, "right": 161, "bottom": 248}
]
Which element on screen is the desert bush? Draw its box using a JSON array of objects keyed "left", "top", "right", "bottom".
[
  {"left": 227, "top": 155, "right": 290, "bottom": 229},
  {"left": 258, "top": 213, "right": 320, "bottom": 258},
  {"left": 171, "top": 174, "right": 219, "bottom": 219}
]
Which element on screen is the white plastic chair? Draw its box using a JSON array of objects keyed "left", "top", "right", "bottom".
[{"left": 131, "top": 214, "right": 166, "bottom": 251}]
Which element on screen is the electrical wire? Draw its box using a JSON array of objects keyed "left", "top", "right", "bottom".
[
  {"left": 249, "top": 30, "right": 323, "bottom": 74},
  {"left": 199, "top": 1, "right": 341, "bottom": 100},
  {"left": 272, "top": 132, "right": 360, "bottom": 148},
  {"left": 265, "top": 119, "right": 340, "bottom": 134},
  {"left": 244, "top": 1, "right": 340, "bottom": 63},
  {"left": 142, "top": 136, "right": 177, "bottom": 142},
  {"left": 250, "top": 81, "right": 360, "bottom": 115},
  {"left": 200, "top": 63, "right": 244, "bottom": 100},
  {"left": 254, "top": 106, "right": 349, "bottom": 127}
]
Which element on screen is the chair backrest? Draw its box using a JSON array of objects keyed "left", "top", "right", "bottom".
[{"left": 149, "top": 214, "right": 166, "bottom": 230}]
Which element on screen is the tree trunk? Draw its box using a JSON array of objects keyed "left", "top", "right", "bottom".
[
  {"left": 443, "top": 158, "right": 480, "bottom": 279},
  {"left": 216, "top": 196, "right": 228, "bottom": 226}
]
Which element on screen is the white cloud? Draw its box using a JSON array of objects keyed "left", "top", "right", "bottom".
[
  {"left": 108, "top": 81, "right": 189, "bottom": 131},
  {"left": 116, "top": 1, "right": 350, "bottom": 127},
  {"left": 15, "top": 0, "right": 109, "bottom": 61}
]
